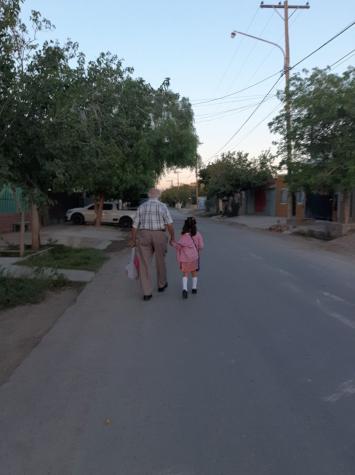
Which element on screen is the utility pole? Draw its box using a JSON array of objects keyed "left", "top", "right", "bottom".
[{"left": 260, "top": 1, "right": 310, "bottom": 219}]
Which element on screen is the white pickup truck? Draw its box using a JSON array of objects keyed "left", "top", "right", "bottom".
[{"left": 66, "top": 202, "right": 136, "bottom": 228}]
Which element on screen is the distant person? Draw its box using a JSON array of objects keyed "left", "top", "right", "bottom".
[
  {"left": 131, "top": 188, "right": 175, "bottom": 301},
  {"left": 172, "top": 217, "right": 204, "bottom": 299}
]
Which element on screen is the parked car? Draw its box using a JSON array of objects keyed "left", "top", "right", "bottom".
[{"left": 66, "top": 202, "right": 135, "bottom": 227}]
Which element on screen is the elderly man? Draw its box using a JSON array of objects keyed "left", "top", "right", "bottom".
[{"left": 131, "top": 188, "right": 175, "bottom": 301}]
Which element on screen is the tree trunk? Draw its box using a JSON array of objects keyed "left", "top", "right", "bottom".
[
  {"left": 342, "top": 191, "right": 351, "bottom": 225},
  {"left": 19, "top": 210, "right": 25, "bottom": 257},
  {"left": 95, "top": 193, "right": 105, "bottom": 227},
  {"left": 31, "top": 203, "right": 41, "bottom": 251},
  {"left": 13, "top": 187, "right": 25, "bottom": 257},
  {"left": 287, "top": 191, "right": 293, "bottom": 220}
]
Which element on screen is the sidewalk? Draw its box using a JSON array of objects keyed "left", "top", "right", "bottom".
[
  {"left": 1, "top": 224, "right": 127, "bottom": 250},
  {"left": 212, "top": 214, "right": 287, "bottom": 230},
  {"left": 0, "top": 258, "right": 95, "bottom": 282}
]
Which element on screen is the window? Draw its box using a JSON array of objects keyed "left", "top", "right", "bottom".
[
  {"left": 87, "top": 205, "right": 95, "bottom": 210},
  {"left": 280, "top": 189, "right": 288, "bottom": 204},
  {"left": 103, "top": 203, "right": 113, "bottom": 211}
]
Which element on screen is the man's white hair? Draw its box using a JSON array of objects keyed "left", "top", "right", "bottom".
[{"left": 148, "top": 188, "right": 161, "bottom": 199}]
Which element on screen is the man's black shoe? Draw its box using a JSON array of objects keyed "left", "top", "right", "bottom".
[
  {"left": 192, "top": 289, "right": 197, "bottom": 295},
  {"left": 143, "top": 295, "right": 152, "bottom": 301},
  {"left": 158, "top": 283, "right": 168, "bottom": 293},
  {"left": 182, "top": 290, "right": 188, "bottom": 299}
]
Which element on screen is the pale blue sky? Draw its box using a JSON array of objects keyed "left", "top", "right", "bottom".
[{"left": 22, "top": 1, "right": 355, "bottom": 186}]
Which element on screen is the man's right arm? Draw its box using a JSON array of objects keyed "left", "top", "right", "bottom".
[
  {"left": 166, "top": 223, "right": 175, "bottom": 244},
  {"left": 130, "top": 209, "right": 140, "bottom": 247}
]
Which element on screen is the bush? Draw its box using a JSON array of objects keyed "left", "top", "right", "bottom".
[
  {"left": 20, "top": 245, "right": 107, "bottom": 271},
  {"left": 0, "top": 268, "right": 68, "bottom": 310}
]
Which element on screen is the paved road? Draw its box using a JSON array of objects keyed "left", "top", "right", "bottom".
[{"left": 1, "top": 212, "right": 355, "bottom": 475}]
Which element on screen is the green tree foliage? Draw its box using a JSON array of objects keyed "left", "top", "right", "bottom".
[
  {"left": 269, "top": 67, "right": 355, "bottom": 192},
  {"left": 161, "top": 184, "right": 196, "bottom": 207},
  {"left": 199, "top": 151, "right": 276, "bottom": 198},
  {"left": 0, "top": 1, "right": 198, "bottom": 237}
]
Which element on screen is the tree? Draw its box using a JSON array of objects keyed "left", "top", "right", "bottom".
[
  {"left": 0, "top": 2, "right": 58, "bottom": 249},
  {"left": 161, "top": 184, "right": 196, "bottom": 207},
  {"left": 1, "top": 0, "right": 199, "bottom": 243},
  {"left": 269, "top": 67, "right": 355, "bottom": 221},
  {"left": 199, "top": 151, "right": 276, "bottom": 198},
  {"left": 70, "top": 65, "right": 198, "bottom": 225}
]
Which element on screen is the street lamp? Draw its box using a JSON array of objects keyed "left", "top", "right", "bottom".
[
  {"left": 231, "top": 29, "right": 293, "bottom": 218},
  {"left": 230, "top": 30, "right": 286, "bottom": 61}
]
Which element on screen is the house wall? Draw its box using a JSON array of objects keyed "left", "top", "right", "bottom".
[
  {"left": 266, "top": 188, "right": 276, "bottom": 216},
  {"left": 0, "top": 187, "right": 31, "bottom": 233},
  {"left": 275, "top": 176, "right": 288, "bottom": 218},
  {"left": 245, "top": 190, "right": 255, "bottom": 215},
  {"left": 0, "top": 213, "right": 31, "bottom": 233},
  {"left": 274, "top": 176, "right": 306, "bottom": 221}
]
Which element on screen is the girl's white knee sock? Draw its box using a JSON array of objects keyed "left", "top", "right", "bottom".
[
  {"left": 192, "top": 277, "right": 198, "bottom": 289},
  {"left": 182, "top": 277, "right": 188, "bottom": 291}
]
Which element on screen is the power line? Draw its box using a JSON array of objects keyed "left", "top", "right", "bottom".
[
  {"left": 225, "top": 8, "right": 276, "bottom": 93},
  {"left": 245, "top": 9, "right": 301, "bottom": 86},
  {"left": 231, "top": 104, "right": 282, "bottom": 150},
  {"left": 212, "top": 6, "right": 260, "bottom": 95},
  {"left": 331, "top": 53, "right": 355, "bottom": 71},
  {"left": 195, "top": 94, "right": 276, "bottom": 118},
  {"left": 208, "top": 20, "right": 355, "bottom": 159},
  {"left": 290, "top": 20, "right": 355, "bottom": 71},
  {"left": 330, "top": 48, "right": 355, "bottom": 68},
  {"left": 195, "top": 96, "right": 278, "bottom": 123},
  {"left": 210, "top": 73, "right": 284, "bottom": 157},
  {"left": 192, "top": 70, "right": 282, "bottom": 105}
]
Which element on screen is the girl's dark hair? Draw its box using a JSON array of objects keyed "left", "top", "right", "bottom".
[{"left": 182, "top": 217, "right": 197, "bottom": 236}]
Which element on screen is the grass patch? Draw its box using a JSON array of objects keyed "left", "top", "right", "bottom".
[
  {"left": 0, "top": 270, "right": 68, "bottom": 310},
  {"left": 20, "top": 245, "right": 107, "bottom": 271}
]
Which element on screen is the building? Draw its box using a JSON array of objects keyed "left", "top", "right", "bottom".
[{"left": 0, "top": 187, "right": 31, "bottom": 234}]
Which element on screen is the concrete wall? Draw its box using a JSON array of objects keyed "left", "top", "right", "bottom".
[
  {"left": 275, "top": 176, "right": 288, "bottom": 218},
  {"left": 0, "top": 213, "right": 31, "bottom": 234}
]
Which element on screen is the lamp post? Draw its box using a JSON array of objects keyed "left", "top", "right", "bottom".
[{"left": 231, "top": 30, "right": 293, "bottom": 218}]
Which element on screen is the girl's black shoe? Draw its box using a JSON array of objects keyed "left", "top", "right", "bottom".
[
  {"left": 182, "top": 290, "right": 188, "bottom": 299},
  {"left": 192, "top": 289, "right": 197, "bottom": 294}
]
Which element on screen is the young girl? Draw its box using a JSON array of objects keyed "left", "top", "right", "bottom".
[{"left": 173, "top": 217, "right": 204, "bottom": 299}]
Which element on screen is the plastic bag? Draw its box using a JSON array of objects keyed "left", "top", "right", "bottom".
[{"left": 126, "top": 248, "right": 139, "bottom": 280}]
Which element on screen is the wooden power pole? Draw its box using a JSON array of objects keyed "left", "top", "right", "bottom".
[{"left": 260, "top": 1, "right": 310, "bottom": 219}]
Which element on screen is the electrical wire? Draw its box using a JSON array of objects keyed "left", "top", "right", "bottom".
[
  {"left": 331, "top": 53, "right": 355, "bottom": 71},
  {"left": 231, "top": 104, "right": 282, "bottom": 150},
  {"left": 195, "top": 96, "right": 278, "bottom": 123},
  {"left": 245, "top": 9, "right": 301, "bottom": 86},
  {"left": 209, "top": 73, "right": 284, "bottom": 158},
  {"left": 290, "top": 20, "right": 355, "bottom": 71},
  {"left": 207, "top": 20, "right": 355, "bottom": 159},
  {"left": 192, "top": 70, "right": 282, "bottom": 105},
  {"left": 225, "top": 9, "right": 276, "bottom": 93},
  {"left": 212, "top": 6, "right": 260, "bottom": 95},
  {"left": 195, "top": 95, "right": 276, "bottom": 118},
  {"left": 330, "top": 48, "right": 355, "bottom": 68}
]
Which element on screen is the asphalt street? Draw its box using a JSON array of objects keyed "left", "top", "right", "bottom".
[{"left": 1, "top": 211, "right": 355, "bottom": 475}]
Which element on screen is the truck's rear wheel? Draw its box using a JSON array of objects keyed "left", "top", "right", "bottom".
[
  {"left": 71, "top": 213, "right": 85, "bottom": 225},
  {"left": 119, "top": 216, "right": 133, "bottom": 228}
]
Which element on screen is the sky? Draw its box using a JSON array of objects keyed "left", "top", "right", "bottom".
[{"left": 21, "top": 0, "right": 355, "bottom": 188}]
